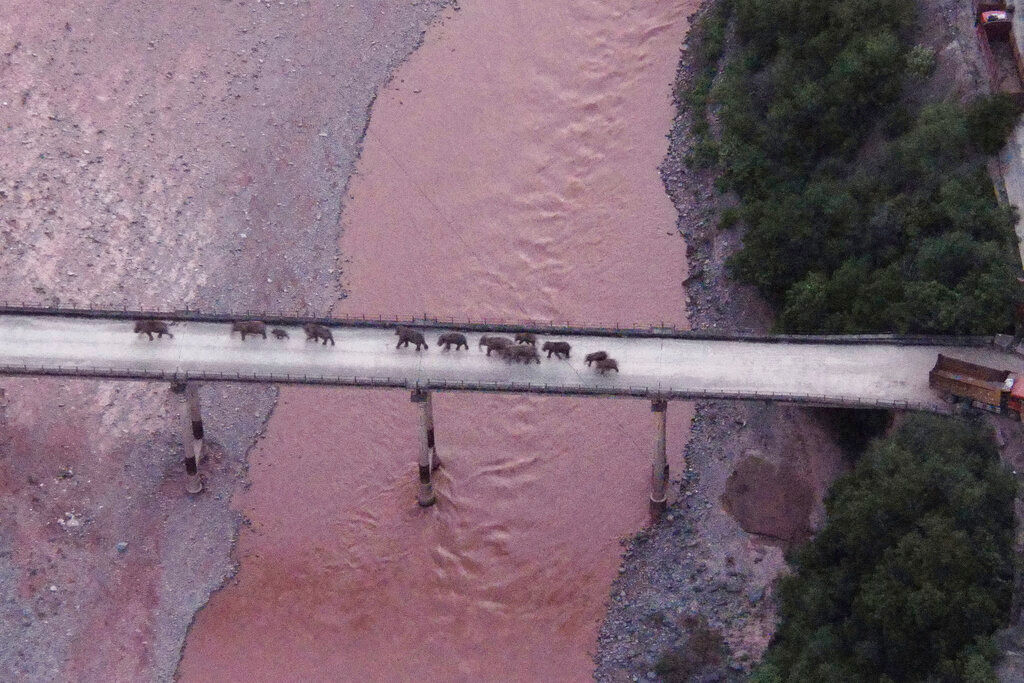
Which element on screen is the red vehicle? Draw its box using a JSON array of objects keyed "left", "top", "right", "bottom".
[{"left": 975, "top": 1, "right": 1024, "bottom": 103}]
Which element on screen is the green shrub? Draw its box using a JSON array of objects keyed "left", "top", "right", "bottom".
[
  {"left": 906, "top": 44, "right": 936, "bottom": 77},
  {"left": 718, "top": 206, "right": 741, "bottom": 229},
  {"left": 967, "top": 93, "right": 1022, "bottom": 155},
  {"left": 755, "top": 416, "right": 1016, "bottom": 682},
  {"left": 691, "top": 0, "right": 730, "bottom": 74},
  {"left": 680, "top": 0, "right": 734, "bottom": 159},
  {"left": 687, "top": 137, "right": 720, "bottom": 169}
]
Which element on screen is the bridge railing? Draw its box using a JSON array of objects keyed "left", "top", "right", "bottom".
[
  {"left": 0, "top": 361, "right": 948, "bottom": 413},
  {"left": 0, "top": 302, "right": 997, "bottom": 347}
]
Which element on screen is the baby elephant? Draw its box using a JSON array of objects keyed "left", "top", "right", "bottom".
[
  {"left": 395, "top": 325, "right": 428, "bottom": 351},
  {"left": 438, "top": 332, "right": 469, "bottom": 351},
  {"left": 514, "top": 332, "right": 537, "bottom": 346},
  {"left": 542, "top": 341, "right": 571, "bottom": 359},
  {"left": 231, "top": 320, "right": 267, "bottom": 340},
  {"left": 479, "top": 335, "right": 513, "bottom": 356},
  {"left": 499, "top": 344, "right": 541, "bottom": 364},
  {"left": 134, "top": 319, "right": 173, "bottom": 340},
  {"left": 303, "top": 323, "right": 335, "bottom": 346},
  {"left": 595, "top": 357, "right": 619, "bottom": 374},
  {"left": 516, "top": 345, "right": 541, "bottom": 364},
  {"left": 271, "top": 328, "right": 289, "bottom": 340},
  {"left": 585, "top": 350, "right": 608, "bottom": 367}
]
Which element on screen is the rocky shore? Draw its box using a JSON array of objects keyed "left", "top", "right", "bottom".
[
  {"left": 594, "top": 0, "right": 1024, "bottom": 678},
  {"left": 593, "top": 7, "right": 849, "bottom": 680}
]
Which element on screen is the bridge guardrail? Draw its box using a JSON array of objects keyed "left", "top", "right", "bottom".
[
  {"left": 0, "top": 301, "right": 997, "bottom": 348},
  {"left": 0, "top": 361, "right": 948, "bottom": 413}
]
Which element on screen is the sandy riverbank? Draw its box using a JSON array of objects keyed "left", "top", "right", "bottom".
[{"left": 0, "top": 1, "right": 448, "bottom": 677}]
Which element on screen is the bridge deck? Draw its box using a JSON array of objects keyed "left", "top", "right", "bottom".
[{"left": 0, "top": 313, "right": 1020, "bottom": 411}]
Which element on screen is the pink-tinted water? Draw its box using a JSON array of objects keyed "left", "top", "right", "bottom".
[{"left": 180, "top": 0, "right": 695, "bottom": 679}]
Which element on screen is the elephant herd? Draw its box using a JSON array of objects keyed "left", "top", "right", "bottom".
[
  {"left": 133, "top": 319, "right": 621, "bottom": 374},
  {"left": 134, "top": 319, "right": 334, "bottom": 345}
]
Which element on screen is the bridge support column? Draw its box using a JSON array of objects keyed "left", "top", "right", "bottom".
[
  {"left": 172, "top": 382, "right": 204, "bottom": 494},
  {"left": 412, "top": 389, "right": 439, "bottom": 507},
  {"left": 650, "top": 399, "right": 669, "bottom": 519}
]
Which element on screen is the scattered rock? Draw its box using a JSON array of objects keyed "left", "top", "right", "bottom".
[{"left": 57, "top": 512, "right": 82, "bottom": 529}]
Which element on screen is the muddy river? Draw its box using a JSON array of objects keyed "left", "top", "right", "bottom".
[{"left": 179, "top": 0, "right": 695, "bottom": 678}]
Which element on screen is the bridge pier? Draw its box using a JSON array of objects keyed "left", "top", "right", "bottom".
[
  {"left": 650, "top": 399, "right": 669, "bottom": 519},
  {"left": 172, "top": 382, "right": 204, "bottom": 494},
  {"left": 411, "top": 389, "right": 440, "bottom": 507}
]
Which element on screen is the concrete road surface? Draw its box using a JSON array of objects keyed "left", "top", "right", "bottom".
[{"left": 0, "top": 314, "right": 1021, "bottom": 411}]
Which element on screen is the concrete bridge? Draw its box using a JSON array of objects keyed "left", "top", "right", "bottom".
[{"left": 1, "top": 306, "right": 1021, "bottom": 513}]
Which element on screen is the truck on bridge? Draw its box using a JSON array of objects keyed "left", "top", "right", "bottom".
[
  {"left": 975, "top": 0, "right": 1024, "bottom": 103},
  {"left": 929, "top": 353, "right": 1024, "bottom": 419}
]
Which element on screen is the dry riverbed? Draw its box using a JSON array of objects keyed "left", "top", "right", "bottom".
[{"left": 0, "top": 1, "right": 448, "bottom": 677}]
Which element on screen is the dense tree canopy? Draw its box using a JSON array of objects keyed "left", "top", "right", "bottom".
[
  {"left": 678, "top": 5, "right": 1023, "bottom": 679},
  {"left": 754, "top": 416, "right": 1017, "bottom": 681},
  {"left": 709, "top": 0, "right": 1023, "bottom": 334}
]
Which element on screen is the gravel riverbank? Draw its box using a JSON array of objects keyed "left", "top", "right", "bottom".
[
  {"left": 0, "top": 2, "right": 449, "bottom": 678},
  {"left": 594, "top": 0, "right": 1024, "bottom": 679},
  {"left": 593, "top": 7, "right": 849, "bottom": 680}
]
